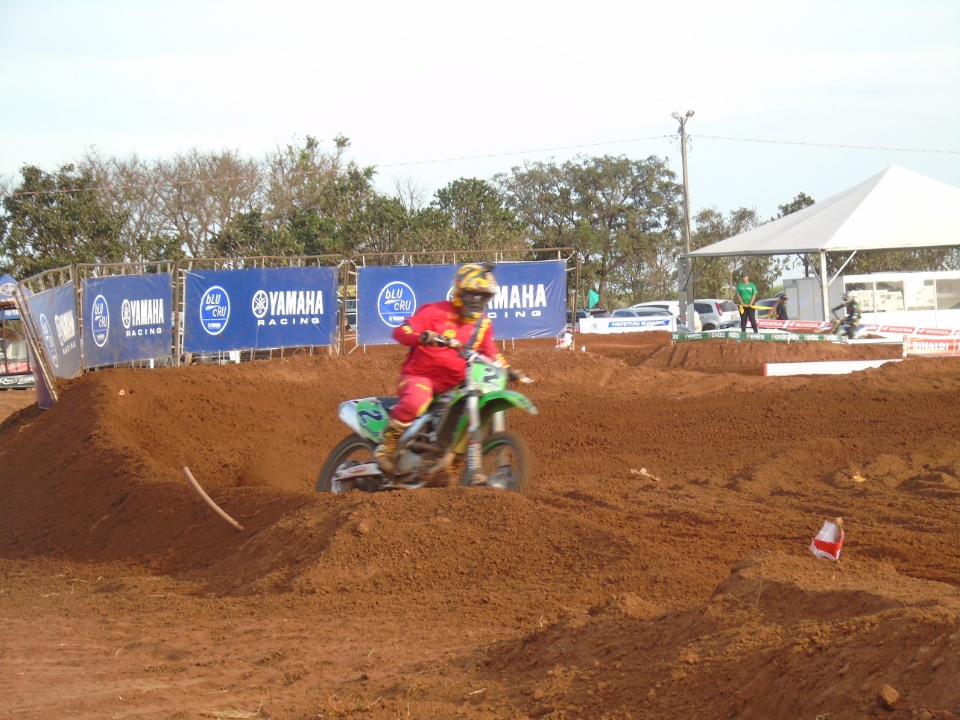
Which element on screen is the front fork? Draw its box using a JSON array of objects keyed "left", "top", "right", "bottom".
[
  {"left": 463, "top": 388, "right": 484, "bottom": 484},
  {"left": 462, "top": 387, "right": 508, "bottom": 485}
]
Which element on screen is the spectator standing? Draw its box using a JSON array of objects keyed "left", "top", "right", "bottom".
[
  {"left": 775, "top": 294, "right": 789, "bottom": 321},
  {"left": 735, "top": 271, "right": 759, "bottom": 333}
]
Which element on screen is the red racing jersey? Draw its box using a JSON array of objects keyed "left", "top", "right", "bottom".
[{"left": 393, "top": 301, "right": 507, "bottom": 388}]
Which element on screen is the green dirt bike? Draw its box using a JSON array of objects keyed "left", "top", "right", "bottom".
[{"left": 316, "top": 334, "right": 537, "bottom": 495}]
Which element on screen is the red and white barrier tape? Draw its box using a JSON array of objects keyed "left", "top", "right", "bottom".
[{"left": 758, "top": 319, "right": 960, "bottom": 337}]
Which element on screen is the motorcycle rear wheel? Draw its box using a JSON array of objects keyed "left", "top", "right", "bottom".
[
  {"left": 316, "top": 433, "right": 378, "bottom": 493},
  {"left": 465, "top": 430, "right": 532, "bottom": 495}
]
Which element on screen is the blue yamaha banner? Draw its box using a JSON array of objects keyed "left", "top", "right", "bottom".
[
  {"left": 80, "top": 274, "right": 173, "bottom": 368},
  {"left": 0, "top": 273, "right": 20, "bottom": 320},
  {"left": 183, "top": 266, "right": 337, "bottom": 352},
  {"left": 24, "top": 283, "right": 82, "bottom": 379},
  {"left": 356, "top": 260, "right": 566, "bottom": 345}
]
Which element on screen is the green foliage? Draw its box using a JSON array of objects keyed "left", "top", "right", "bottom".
[
  {"left": 4, "top": 139, "right": 951, "bottom": 307},
  {"left": 774, "top": 192, "right": 815, "bottom": 221},
  {"left": 498, "top": 155, "right": 682, "bottom": 309},
  {"left": 431, "top": 178, "right": 525, "bottom": 253},
  {"left": 1, "top": 164, "right": 125, "bottom": 277},
  {"left": 824, "top": 248, "right": 954, "bottom": 276},
  {"left": 263, "top": 136, "right": 378, "bottom": 258},
  {"left": 689, "top": 207, "right": 758, "bottom": 299}
]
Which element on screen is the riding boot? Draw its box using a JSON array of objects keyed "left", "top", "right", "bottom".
[{"left": 374, "top": 418, "right": 412, "bottom": 474}]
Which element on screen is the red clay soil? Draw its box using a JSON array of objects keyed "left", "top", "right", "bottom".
[{"left": 1, "top": 332, "right": 959, "bottom": 720}]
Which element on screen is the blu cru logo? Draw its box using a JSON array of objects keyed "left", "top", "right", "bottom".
[
  {"left": 377, "top": 282, "right": 416, "bottom": 327},
  {"left": 90, "top": 294, "right": 110, "bottom": 347},
  {"left": 200, "top": 286, "right": 231, "bottom": 335}
]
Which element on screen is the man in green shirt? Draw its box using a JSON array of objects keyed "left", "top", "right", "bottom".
[{"left": 735, "top": 271, "right": 759, "bottom": 333}]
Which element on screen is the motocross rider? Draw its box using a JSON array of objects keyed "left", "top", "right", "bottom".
[
  {"left": 374, "top": 263, "right": 520, "bottom": 477},
  {"left": 831, "top": 292, "right": 862, "bottom": 339}
]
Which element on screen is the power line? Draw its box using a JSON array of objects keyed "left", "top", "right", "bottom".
[
  {"left": 696, "top": 134, "right": 960, "bottom": 154},
  {"left": 376, "top": 134, "right": 672, "bottom": 168},
  {"left": 3, "top": 132, "right": 957, "bottom": 199}
]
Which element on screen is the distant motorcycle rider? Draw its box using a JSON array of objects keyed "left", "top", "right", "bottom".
[
  {"left": 831, "top": 292, "right": 862, "bottom": 339},
  {"left": 374, "top": 263, "right": 521, "bottom": 477}
]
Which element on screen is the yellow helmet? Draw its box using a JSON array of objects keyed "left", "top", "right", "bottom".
[{"left": 452, "top": 263, "right": 498, "bottom": 320}]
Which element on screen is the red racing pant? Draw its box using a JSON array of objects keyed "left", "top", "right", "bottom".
[{"left": 391, "top": 375, "right": 456, "bottom": 423}]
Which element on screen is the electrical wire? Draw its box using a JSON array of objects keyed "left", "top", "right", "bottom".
[
  {"left": 376, "top": 134, "right": 672, "bottom": 168},
  {"left": 697, "top": 134, "right": 959, "bottom": 154},
  {"left": 2, "top": 133, "right": 957, "bottom": 199}
]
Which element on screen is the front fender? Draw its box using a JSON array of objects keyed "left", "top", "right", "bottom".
[
  {"left": 450, "top": 390, "right": 538, "bottom": 453},
  {"left": 479, "top": 390, "right": 538, "bottom": 418}
]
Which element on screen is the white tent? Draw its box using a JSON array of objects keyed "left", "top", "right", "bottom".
[
  {"left": 686, "top": 165, "right": 960, "bottom": 257},
  {"left": 679, "top": 165, "right": 960, "bottom": 317}
]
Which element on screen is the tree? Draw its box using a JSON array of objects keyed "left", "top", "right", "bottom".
[
  {"left": 80, "top": 151, "right": 182, "bottom": 263},
  {"left": 210, "top": 210, "right": 272, "bottom": 258},
  {"left": 774, "top": 192, "right": 815, "bottom": 221},
  {"left": 572, "top": 155, "right": 682, "bottom": 307},
  {"left": 691, "top": 207, "right": 761, "bottom": 299},
  {"left": 349, "top": 194, "right": 415, "bottom": 257},
  {"left": 500, "top": 155, "right": 682, "bottom": 309},
  {"left": 262, "top": 135, "right": 377, "bottom": 258},
  {"left": 1, "top": 164, "right": 125, "bottom": 278},
  {"left": 496, "top": 161, "right": 578, "bottom": 251},
  {"left": 431, "top": 178, "right": 525, "bottom": 254},
  {"left": 153, "top": 149, "right": 262, "bottom": 259}
]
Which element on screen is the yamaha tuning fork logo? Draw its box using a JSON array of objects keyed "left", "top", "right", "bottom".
[
  {"left": 250, "top": 288, "right": 324, "bottom": 326},
  {"left": 121, "top": 297, "right": 165, "bottom": 337},
  {"left": 251, "top": 290, "right": 269, "bottom": 319},
  {"left": 378, "top": 281, "right": 417, "bottom": 327}
]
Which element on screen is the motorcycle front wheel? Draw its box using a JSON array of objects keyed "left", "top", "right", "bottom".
[
  {"left": 464, "top": 430, "right": 532, "bottom": 495},
  {"left": 316, "top": 433, "right": 378, "bottom": 493}
]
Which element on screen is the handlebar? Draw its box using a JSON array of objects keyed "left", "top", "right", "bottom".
[
  {"left": 420, "top": 331, "right": 533, "bottom": 384},
  {"left": 420, "top": 330, "right": 461, "bottom": 349}
]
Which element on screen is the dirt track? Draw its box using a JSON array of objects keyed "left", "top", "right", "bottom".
[{"left": 1, "top": 332, "right": 959, "bottom": 720}]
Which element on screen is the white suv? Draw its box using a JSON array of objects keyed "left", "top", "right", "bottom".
[
  {"left": 693, "top": 299, "right": 740, "bottom": 330},
  {"left": 630, "top": 300, "right": 701, "bottom": 331}
]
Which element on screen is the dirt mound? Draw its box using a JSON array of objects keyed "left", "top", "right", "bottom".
[
  {"left": 642, "top": 336, "right": 903, "bottom": 373},
  {"left": 2, "top": 332, "right": 960, "bottom": 719}
]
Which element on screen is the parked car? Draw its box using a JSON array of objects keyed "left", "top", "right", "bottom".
[
  {"left": 566, "top": 307, "right": 610, "bottom": 330},
  {"left": 611, "top": 307, "right": 672, "bottom": 318},
  {"left": 611, "top": 306, "right": 687, "bottom": 332},
  {"left": 694, "top": 298, "right": 740, "bottom": 330},
  {"left": 630, "top": 300, "right": 701, "bottom": 330}
]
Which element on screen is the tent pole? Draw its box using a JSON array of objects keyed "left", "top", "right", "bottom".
[
  {"left": 819, "top": 252, "right": 829, "bottom": 321},
  {"left": 678, "top": 256, "right": 688, "bottom": 325}
]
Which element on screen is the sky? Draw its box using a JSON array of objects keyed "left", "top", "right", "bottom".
[{"left": 1, "top": 0, "right": 958, "bottom": 222}]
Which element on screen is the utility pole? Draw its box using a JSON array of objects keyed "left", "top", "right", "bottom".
[{"left": 672, "top": 110, "right": 694, "bottom": 323}]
